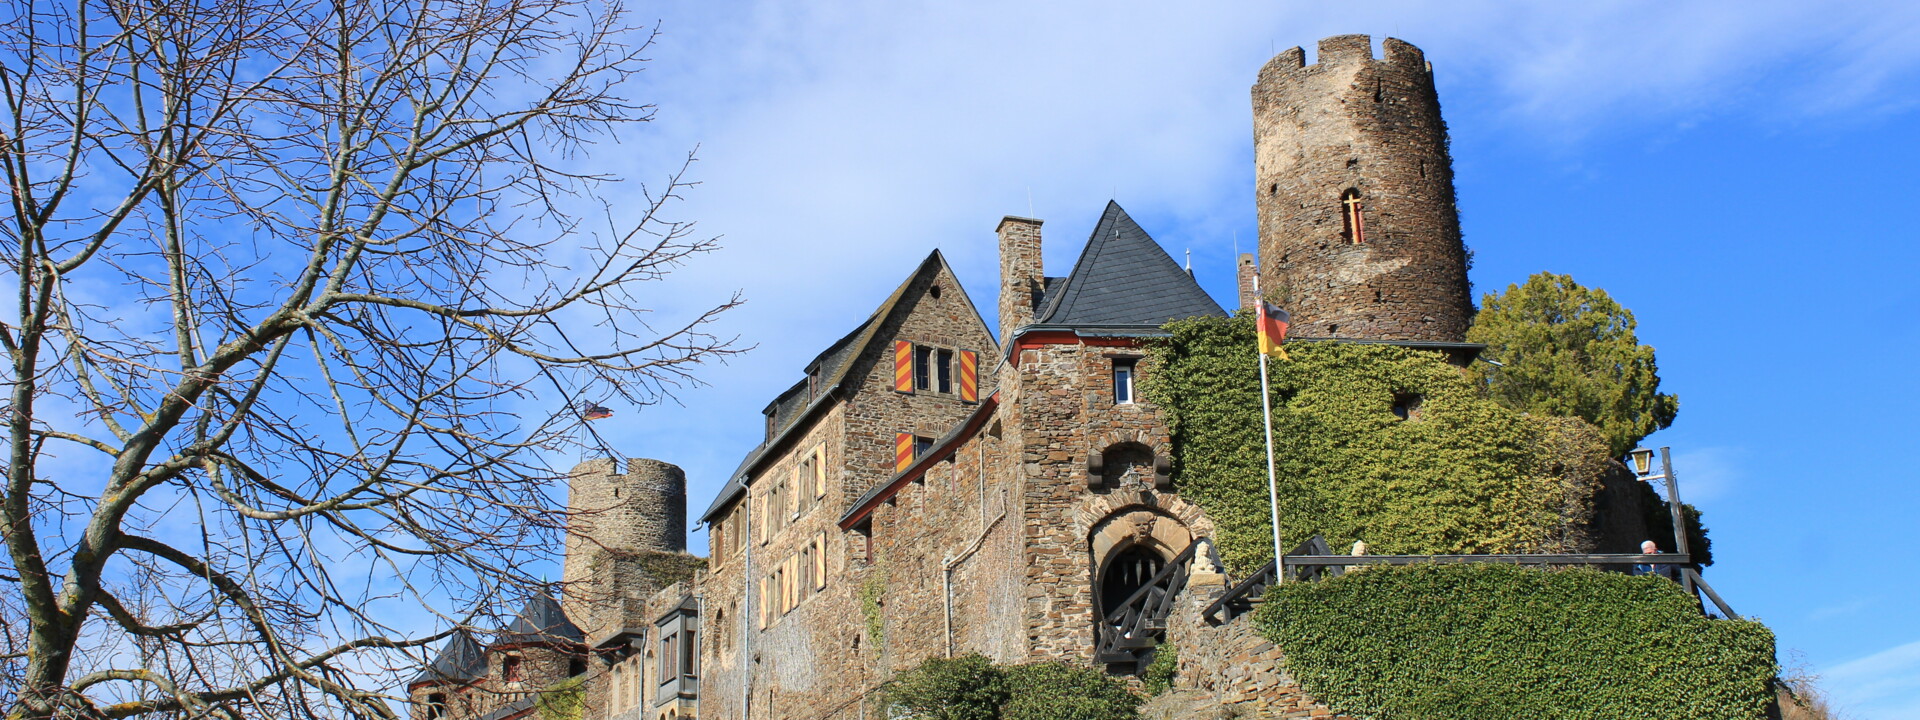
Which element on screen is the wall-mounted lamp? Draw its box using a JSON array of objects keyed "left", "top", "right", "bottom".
[{"left": 1628, "top": 447, "right": 1655, "bottom": 477}]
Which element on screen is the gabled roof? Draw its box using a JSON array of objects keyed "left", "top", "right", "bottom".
[
  {"left": 409, "top": 630, "right": 487, "bottom": 687},
  {"left": 699, "top": 250, "right": 992, "bottom": 523},
  {"left": 492, "top": 593, "right": 583, "bottom": 647},
  {"left": 1032, "top": 201, "right": 1225, "bottom": 328}
]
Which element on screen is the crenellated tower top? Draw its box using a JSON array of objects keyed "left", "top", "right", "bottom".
[{"left": 1252, "top": 35, "right": 1473, "bottom": 342}]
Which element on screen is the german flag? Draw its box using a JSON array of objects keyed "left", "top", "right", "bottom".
[{"left": 1257, "top": 301, "right": 1290, "bottom": 360}]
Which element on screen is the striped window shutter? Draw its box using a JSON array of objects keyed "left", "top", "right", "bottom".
[
  {"left": 894, "top": 341, "right": 914, "bottom": 393},
  {"left": 814, "top": 447, "right": 828, "bottom": 499},
  {"left": 957, "top": 350, "right": 979, "bottom": 403},
  {"left": 814, "top": 532, "right": 828, "bottom": 590},
  {"left": 895, "top": 433, "right": 913, "bottom": 472}
]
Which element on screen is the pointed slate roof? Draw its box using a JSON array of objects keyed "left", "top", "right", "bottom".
[
  {"left": 1033, "top": 201, "right": 1225, "bottom": 328},
  {"left": 409, "top": 630, "right": 486, "bottom": 687},
  {"left": 492, "top": 593, "right": 583, "bottom": 647}
]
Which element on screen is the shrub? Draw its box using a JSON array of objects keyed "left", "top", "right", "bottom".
[
  {"left": 1255, "top": 563, "right": 1777, "bottom": 720},
  {"left": 881, "top": 655, "right": 1141, "bottom": 720},
  {"left": 1140, "top": 645, "right": 1177, "bottom": 697},
  {"left": 881, "top": 654, "right": 1006, "bottom": 720},
  {"left": 1001, "top": 661, "right": 1141, "bottom": 720}
]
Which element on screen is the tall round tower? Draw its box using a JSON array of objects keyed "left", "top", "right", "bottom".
[
  {"left": 560, "top": 457, "right": 687, "bottom": 589},
  {"left": 1253, "top": 35, "right": 1474, "bottom": 342}
]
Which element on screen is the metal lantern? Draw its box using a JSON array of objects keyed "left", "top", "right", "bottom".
[{"left": 1628, "top": 447, "right": 1654, "bottom": 476}]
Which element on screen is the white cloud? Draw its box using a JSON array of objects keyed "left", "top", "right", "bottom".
[
  {"left": 1670, "top": 446, "right": 1742, "bottom": 503},
  {"left": 1826, "top": 638, "right": 1920, "bottom": 720}
]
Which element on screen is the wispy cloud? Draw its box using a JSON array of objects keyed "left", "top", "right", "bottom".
[
  {"left": 1671, "top": 446, "right": 1742, "bottom": 503},
  {"left": 1826, "top": 639, "right": 1920, "bottom": 719}
]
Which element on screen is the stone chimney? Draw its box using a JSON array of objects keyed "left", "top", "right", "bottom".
[
  {"left": 997, "top": 216, "right": 1043, "bottom": 343},
  {"left": 1237, "top": 253, "right": 1258, "bottom": 312}
]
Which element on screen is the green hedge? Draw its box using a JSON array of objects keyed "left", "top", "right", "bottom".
[
  {"left": 880, "top": 654, "right": 1141, "bottom": 720},
  {"left": 1141, "top": 316, "right": 1613, "bottom": 573},
  {"left": 1255, "top": 563, "right": 1776, "bottom": 720}
]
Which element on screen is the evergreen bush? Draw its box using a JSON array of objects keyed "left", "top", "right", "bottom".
[
  {"left": 1254, "top": 563, "right": 1776, "bottom": 720},
  {"left": 1141, "top": 316, "right": 1613, "bottom": 573},
  {"left": 881, "top": 654, "right": 1140, "bottom": 720}
]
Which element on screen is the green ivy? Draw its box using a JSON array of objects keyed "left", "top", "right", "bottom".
[
  {"left": 1255, "top": 564, "right": 1777, "bottom": 720},
  {"left": 860, "top": 566, "right": 888, "bottom": 654},
  {"left": 1141, "top": 316, "right": 1613, "bottom": 573},
  {"left": 881, "top": 654, "right": 1141, "bottom": 720},
  {"left": 534, "top": 675, "right": 586, "bottom": 720},
  {"left": 1139, "top": 644, "right": 1177, "bottom": 697}
]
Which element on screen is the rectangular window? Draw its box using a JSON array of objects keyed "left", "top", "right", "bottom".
[
  {"left": 936, "top": 348, "right": 954, "bottom": 394},
  {"left": 659, "top": 632, "right": 676, "bottom": 684},
  {"left": 1113, "top": 360, "right": 1135, "bottom": 404},
  {"left": 796, "top": 456, "right": 814, "bottom": 516},
  {"left": 502, "top": 654, "right": 523, "bottom": 683},
  {"left": 914, "top": 345, "right": 933, "bottom": 390},
  {"left": 681, "top": 630, "right": 697, "bottom": 679},
  {"left": 914, "top": 435, "right": 934, "bottom": 460},
  {"left": 800, "top": 544, "right": 813, "bottom": 601}
]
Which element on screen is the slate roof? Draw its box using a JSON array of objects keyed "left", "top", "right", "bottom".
[
  {"left": 493, "top": 593, "right": 583, "bottom": 647},
  {"left": 1032, "top": 201, "right": 1225, "bottom": 328},
  {"left": 409, "top": 630, "right": 487, "bottom": 687}
]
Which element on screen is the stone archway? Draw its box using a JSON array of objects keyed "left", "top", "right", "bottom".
[{"left": 1087, "top": 507, "right": 1193, "bottom": 624}]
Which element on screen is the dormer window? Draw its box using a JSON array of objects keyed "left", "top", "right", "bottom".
[{"left": 764, "top": 409, "right": 776, "bottom": 440}]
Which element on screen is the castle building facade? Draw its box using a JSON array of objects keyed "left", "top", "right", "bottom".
[{"left": 407, "top": 35, "right": 1494, "bottom": 720}]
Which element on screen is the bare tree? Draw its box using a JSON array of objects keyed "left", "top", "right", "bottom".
[{"left": 0, "top": 0, "right": 740, "bottom": 717}]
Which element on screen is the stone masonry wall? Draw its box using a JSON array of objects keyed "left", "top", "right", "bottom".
[
  {"left": 1253, "top": 35, "right": 1473, "bottom": 342},
  {"left": 1144, "top": 569, "right": 1352, "bottom": 720},
  {"left": 1011, "top": 337, "right": 1187, "bottom": 662},
  {"left": 564, "top": 458, "right": 687, "bottom": 636},
  {"left": 699, "top": 258, "right": 999, "bottom": 720}
]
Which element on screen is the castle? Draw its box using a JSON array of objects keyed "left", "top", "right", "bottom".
[{"left": 406, "top": 35, "right": 1521, "bottom": 720}]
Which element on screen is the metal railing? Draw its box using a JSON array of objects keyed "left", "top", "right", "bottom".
[{"left": 1202, "top": 535, "right": 1738, "bottom": 623}]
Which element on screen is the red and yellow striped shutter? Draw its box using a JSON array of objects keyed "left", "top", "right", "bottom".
[
  {"left": 895, "top": 432, "right": 914, "bottom": 472},
  {"left": 893, "top": 341, "right": 914, "bottom": 393},
  {"left": 813, "top": 447, "right": 828, "bottom": 499},
  {"left": 958, "top": 350, "right": 979, "bottom": 403}
]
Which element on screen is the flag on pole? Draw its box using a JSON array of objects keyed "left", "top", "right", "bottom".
[
  {"left": 580, "top": 403, "right": 614, "bottom": 420},
  {"left": 1256, "top": 301, "right": 1290, "bottom": 359}
]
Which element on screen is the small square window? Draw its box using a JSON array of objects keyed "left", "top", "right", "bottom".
[
  {"left": 1113, "top": 361, "right": 1136, "bottom": 405},
  {"left": 914, "top": 435, "right": 934, "bottom": 459}
]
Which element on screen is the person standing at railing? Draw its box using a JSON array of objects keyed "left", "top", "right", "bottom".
[{"left": 1631, "top": 540, "right": 1680, "bottom": 582}]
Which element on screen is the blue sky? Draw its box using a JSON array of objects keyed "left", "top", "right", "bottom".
[{"left": 566, "top": 3, "right": 1920, "bottom": 716}]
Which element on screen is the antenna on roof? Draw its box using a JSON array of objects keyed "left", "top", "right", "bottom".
[{"left": 1027, "top": 187, "right": 1035, "bottom": 219}]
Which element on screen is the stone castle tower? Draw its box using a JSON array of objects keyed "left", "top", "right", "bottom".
[
  {"left": 561, "top": 457, "right": 687, "bottom": 637},
  {"left": 1253, "top": 34, "right": 1474, "bottom": 342}
]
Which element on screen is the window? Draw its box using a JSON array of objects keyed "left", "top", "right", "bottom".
[
  {"left": 501, "top": 654, "right": 523, "bottom": 683},
  {"left": 659, "top": 632, "right": 677, "bottom": 684},
  {"left": 681, "top": 630, "right": 697, "bottom": 679},
  {"left": 764, "top": 409, "right": 776, "bottom": 439},
  {"left": 914, "top": 345, "right": 934, "bottom": 390},
  {"left": 1340, "top": 188, "right": 1366, "bottom": 244},
  {"left": 800, "top": 544, "right": 813, "bottom": 601},
  {"left": 914, "top": 435, "right": 934, "bottom": 460},
  {"left": 936, "top": 349, "right": 954, "bottom": 394},
  {"left": 426, "top": 693, "right": 447, "bottom": 720},
  {"left": 1113, "top": 360, "right": 1136, "bottom": 404},
  {"left": 796, "top": 454, "right": 815, "bottom": 516}
]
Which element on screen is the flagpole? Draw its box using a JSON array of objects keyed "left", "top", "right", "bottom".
[{"left": 1254, "top": 276, "right": 1284, "bottom": 581}]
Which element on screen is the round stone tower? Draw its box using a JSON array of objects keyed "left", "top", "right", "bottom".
[
  {"left": 561, "top": 457, "right": 687, "bottom": 589},
  {"left": 1252, "top": 35, "right": 1474, "bottom": 342}
]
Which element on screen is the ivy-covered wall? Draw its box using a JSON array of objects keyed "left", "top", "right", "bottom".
[
  {"left": 1255, "top": 564, "right": 1776, "bottom": 720},
  {"left": 1141, "top": 316, "right": 1613, "bottom": 573}
]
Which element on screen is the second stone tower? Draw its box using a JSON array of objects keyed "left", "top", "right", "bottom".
[{"left": 1253, "top": 35, "right": 1473, "bottom": 342}]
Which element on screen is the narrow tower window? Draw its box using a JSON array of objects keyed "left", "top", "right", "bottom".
[
  {"left": 1341, "top": 189, "right": 1366, "bottom": 244},
  {"left": 1112, "top": 360, "right": 1136, "bottom": 405}
]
